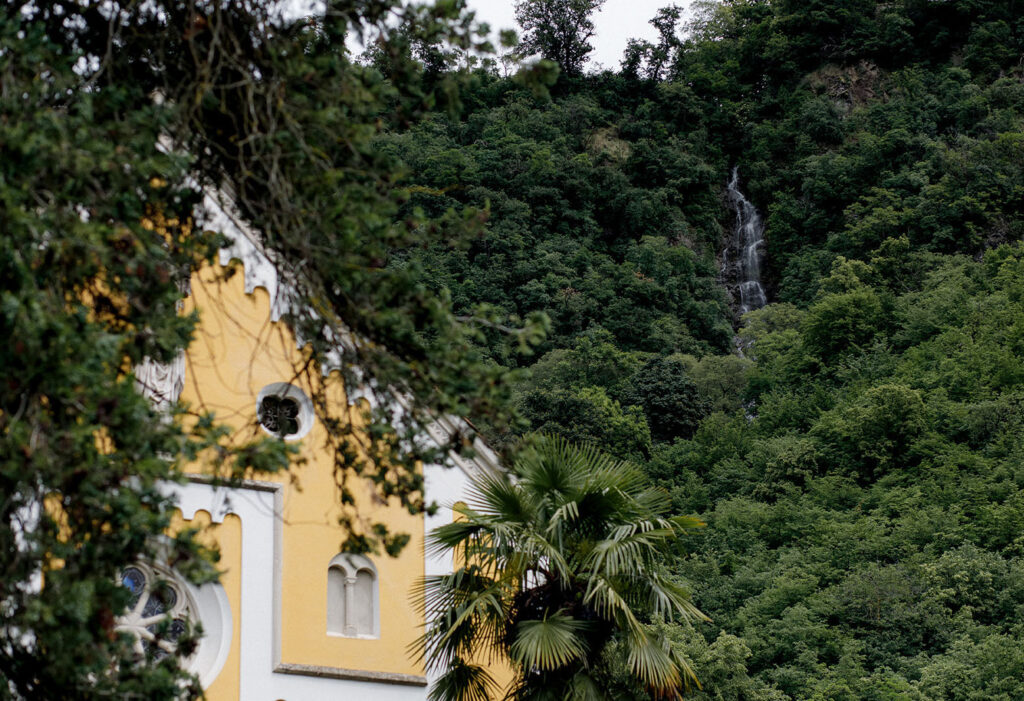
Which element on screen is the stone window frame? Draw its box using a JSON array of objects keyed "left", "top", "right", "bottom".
[
  {"left": 326, "top": 553, "right": 379, "bottom": 639},
  {"left": 257, "top": 382, "right": 315, "bottom": 441}
]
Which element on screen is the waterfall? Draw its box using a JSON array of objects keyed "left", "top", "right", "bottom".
[{"left": 726, "top": 167, "right": 767, "bottom": 314}]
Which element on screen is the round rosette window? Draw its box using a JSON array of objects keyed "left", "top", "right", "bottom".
[
  {"left": 257, "top": 382, "right": 314, "bottom": 441},
  {"left": 117, "top": 562, "right": 232, "bottom": 688}
]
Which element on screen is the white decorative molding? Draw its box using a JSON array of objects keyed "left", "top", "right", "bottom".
[
  {"left": 274, "top": 662, "right": 427, "bottom": 687},
  {"left": 204, "top": 187, "right": 356, "bottom": 377},
  {"left": 188, "top": 575, "right": 234, "bottom": 688},
  {"left": 116, "top": 559, "right": 232, "bottom": 690},
  {"left": 425, "top": 412, "right": 502, "bottom": 479},
  {"left": 134, "top": 351, "right": 185, "bottom": 411},
  {"left": 422, "top": 454, "right": 492, "bottom": 694},
  {"left": 207, "top": 189, "right": 294, "bottom": 324}
]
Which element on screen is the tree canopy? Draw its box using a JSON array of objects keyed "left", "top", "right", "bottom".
[
  {"left": 398, "top": 0, "right": 1024, "bottom": 697},
  {"left": 514, "top": 0, "right": 606, "bottom": 76}
]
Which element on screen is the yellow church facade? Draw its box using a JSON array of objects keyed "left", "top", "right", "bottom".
[{"left": 131, "top": 193, "right": 496, "bottom": 700}]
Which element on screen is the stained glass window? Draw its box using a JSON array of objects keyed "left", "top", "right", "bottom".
[{"left": 116, "top": 562, "right": 195, "bottom": 662}]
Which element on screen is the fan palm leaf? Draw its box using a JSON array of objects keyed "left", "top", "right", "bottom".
[
  {"left": 626, "top": 628, "right": 682, "bottom": 691},
  {"left": 428, "top": 658, "right": 498, "bottom": 701},
  {"left": 508, "top": 611, "right": 589, "bottom": 670}
]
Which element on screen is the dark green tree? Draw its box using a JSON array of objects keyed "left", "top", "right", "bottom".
[
  {"left": 625, "top": 356, "right": 711, "bottom": 443},
  {"left": 514, "top": 0, "right": 606, "bottom": 76},
  {"left": 621, "top": 5, "right": 684, "bottom": 81}
]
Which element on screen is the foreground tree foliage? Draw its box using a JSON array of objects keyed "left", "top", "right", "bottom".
[
  {"left": 418, "top": 435, "right": 707, "bottom": 700},
  {"left": 0, "top": 0, "right": 538, "bottom": 696}
]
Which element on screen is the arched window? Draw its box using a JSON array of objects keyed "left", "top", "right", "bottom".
[{"left": 326, "top": 553, "right": 378, "bottom": 638}]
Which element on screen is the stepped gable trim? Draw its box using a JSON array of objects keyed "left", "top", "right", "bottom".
[
  {"left": 205, "top": 188, "right": 297, "bottom": 324},
  {"left": 201, "top": 189, "right": 500, "bottom": 481}
]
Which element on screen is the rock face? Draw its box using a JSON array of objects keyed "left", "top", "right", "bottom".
[{"left": 721, "top": 167, "right": 768, "bottom": 318}]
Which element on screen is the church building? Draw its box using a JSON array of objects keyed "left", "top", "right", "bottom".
[{"left": 126, "top": 193, "right": 498, "bottom": 700}]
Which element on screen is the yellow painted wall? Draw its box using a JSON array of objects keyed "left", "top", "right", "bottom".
[
  {"left": 172, "top": 510, "right": 243, "bottom": 700},
  {"left": 179, "top": 260, "right": 428, "bottom": 694}
]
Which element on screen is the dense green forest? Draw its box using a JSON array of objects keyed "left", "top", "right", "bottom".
[{"left": 386, "top": 1, "right": 1024, "bottom": 697}]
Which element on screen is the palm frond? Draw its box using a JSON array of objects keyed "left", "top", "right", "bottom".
[
  {"left": 582, "top": 576, "right": 643, "bottom": 635},
  {"left": 469, "top": 469, "right": 534, "bottom": 524},
  {"left": 586, "top": 518, "right": 695, "bottom": 581},
  {"left": 644, "top": 573, "right": 710, "bottom": 623},
  {"left": 426, "top": 519, "right": 489, "bottom": 558},
  {"left": 428, "top": 657, "right": 498, "bottom": 701},
  {"left": 625, "top": 628, "right": 682, "bottom": 693},
  {"left": 564, "top": 671, "right": 606, "bottom": 701},
  {"left": 667, "top": 638, "right": 701, "bottom": 692},
  {"left": 633, "top": 487, "right": 675, "bottom": 518},
  {"left": 668, "top": 514, "right": 706, "bottom": 531},
  {"left": 412, "top": 567, "right": 502, "bottom": 618},
  {"left": 421, "top": 434, "right": 708, "bottom": 695},
  {"left": 548, "top": 498, "right": 581, "bottom": 531},
  {"left": 508, "top": 611, "right": 588, "bottom": 671},
  {"left": 516, "top": 435, "right": 584, "bottom": 498},
  {"left": 586, "top": 528, "right": 665, "bottom": 578},
  {"left": 412, "top": 569, "right": 509, "bottom": 669},
  {"left": 514, "top": 530, "right": 571, "bottom": 582},
  {"left": 582, "top": 460, "right": 647, "bottom": 497}
]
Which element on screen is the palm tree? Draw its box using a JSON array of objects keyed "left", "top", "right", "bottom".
[{"left": 415, "top": 434, "right": 708, "bottom": 701}]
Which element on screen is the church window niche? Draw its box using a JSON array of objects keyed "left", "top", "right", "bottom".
[
  {"left": 257, "top": 382, "right": 314, "bottom": 441},
  {"left": 116, "top": 560, "right": 232, "bottom": 688},
  {"left": 326, "top": 554, "right": 379, "bottom": 638}
]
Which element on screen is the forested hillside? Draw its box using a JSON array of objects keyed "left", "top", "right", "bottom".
[{"left": 384, "top": 1, "right": 1024, "bottom": 698}]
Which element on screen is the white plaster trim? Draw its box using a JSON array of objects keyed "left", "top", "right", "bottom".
[
  {"left": 164, "top": 479, "right": 283, "bottom": 697},
  {"left": 207, "top": 190, "right": 293, "bottom": 324},
  {"left": 203, "top": 187, "right": 355, "bottom": 375},
  {"left": 274, "top": 662, "right": 427, "bottom": 686},
  {"left": 326, "top": 553, "right": 379, "bottom": 639},
  {"left": 187, "top": 576, "right": 233, "bottom": 688},
  {"left": 421, "top": 457, "right": 488, "bottom": 694},
  {"left": 134, "top": 351, "right": 186, "bottom": 411},
  {"left": 427, "top": 413, "right": 502, "bottom": 479}
]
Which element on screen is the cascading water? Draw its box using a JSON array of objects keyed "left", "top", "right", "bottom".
[{"left": 726, "top": 167, "right": 768, "bottom": 314}]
